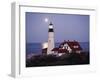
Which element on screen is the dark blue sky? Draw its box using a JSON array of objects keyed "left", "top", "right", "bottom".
[{"left": 26, "top": 12, "right": 89, "bottom": 43}]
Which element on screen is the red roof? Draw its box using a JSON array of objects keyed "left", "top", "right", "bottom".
[
  {"left": 52, "top": 48, "right": 68, "bottom": 53},
  {"left": 52, "top": 48, "right": 59, "bottom": 51},
  {"left": 59, "top": 40, "right": 82, "bottom": 51},
  {"left": 58, "top": 49, "right": 68, "bottom": 53},
  {"left": 42, "top": 48, "right": 47, "bottom": 50}
]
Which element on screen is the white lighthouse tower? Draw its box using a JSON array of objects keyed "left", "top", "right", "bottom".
[{"left": 47, "top": 22, "right": 55, "bottom": 55}]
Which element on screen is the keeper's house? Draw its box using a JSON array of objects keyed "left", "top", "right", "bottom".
[{"left": 42, "top": 40, "right": 82, "bottom": 56}]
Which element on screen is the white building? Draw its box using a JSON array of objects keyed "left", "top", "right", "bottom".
[
  {"left": 47, "top": 22, "right": 55, "bottom": 55},
  {"left": 52, "top": 40, "right": 82, "bottom": 56}
]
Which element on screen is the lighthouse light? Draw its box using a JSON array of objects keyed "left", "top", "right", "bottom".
[{"left": 49, "top": 25, "right": 53, "bottom": 29}]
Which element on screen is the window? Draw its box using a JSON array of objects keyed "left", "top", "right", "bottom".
[{"left": 73, "top": 46, "right": 78, "bottom": 48}]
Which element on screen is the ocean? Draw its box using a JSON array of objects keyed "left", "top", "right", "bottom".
[{"left": 26, "top": 42, "right": 89, "bottom": 54}]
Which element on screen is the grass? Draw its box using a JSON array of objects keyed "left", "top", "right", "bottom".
[{"left": 26, "top": 52, "right": 89, "bottom": 67}]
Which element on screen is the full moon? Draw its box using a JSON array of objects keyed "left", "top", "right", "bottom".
[{"left": 44, "top": 18, "right": 48, "bottom": 23}]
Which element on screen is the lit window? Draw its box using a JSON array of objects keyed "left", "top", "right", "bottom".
[{"left": 73, "top": 46, "right": 78, "bottom": 48}]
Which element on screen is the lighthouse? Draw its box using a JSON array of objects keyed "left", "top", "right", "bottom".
[{"left": 47, "top": 22, "right": 55, "bottom": 54}]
